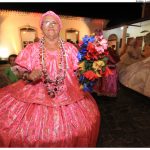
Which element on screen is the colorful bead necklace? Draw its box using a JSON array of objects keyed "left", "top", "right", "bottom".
[{"left": 40, "top": 37, "right": 67, "bottom": 98}]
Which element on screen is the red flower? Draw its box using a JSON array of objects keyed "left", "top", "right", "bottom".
[
  {"left": 85, "top": 43, "right": 99, "bottom": 60},
  {"left": 84, "top": 53, "right": 91, "bottom": 60},
  {"left": 83, "top": 70, "right": 99, "bottom": 81},
  {"left": 104, "top": 50, "right": 109, "bottom": 56},
  {"left": 103, "top": 67, "right": 113, "bottom": 76},
  {"left": 87, "top": 42, "right": 96, "bottom": 53}
]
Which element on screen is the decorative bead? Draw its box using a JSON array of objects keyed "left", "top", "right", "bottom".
[
  {"left": 40, "top": 37, "right": 67, "bottom": 98},
  {"left": 54, "top": 88, "right": 57, "bottom": 91},
  {"left": 44, "top": 80, "right": 48, "bottom": 84},
  {"left": 48, "top": 91, "right": 55, "bottom": 98}
]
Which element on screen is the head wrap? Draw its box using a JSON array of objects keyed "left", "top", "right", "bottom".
[{"left": 40, "top": 11, "right": 62, "bottom": 29}]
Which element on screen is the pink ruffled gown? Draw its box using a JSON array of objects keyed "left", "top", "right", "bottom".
[
  {"left": 94, "top": 49, "right": 120, "bottom": 97},
  {"left": 0, "top": 42, "right": 100, "bottom": 147}
]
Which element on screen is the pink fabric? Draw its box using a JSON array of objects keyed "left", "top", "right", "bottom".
[
  {"left": 0, "top": 42, "right": 100, "bottom": 147},
  {"left": 94, "top": 53, "right": 119, "bottom": 97},
  {"left": 40, "top": 11, "right": 62, "bottom": 29},
  {"left": 94, "top": 69, "right": 119, "bottom": 97},
  {"left": 12, "top": 42, "right": 89, "bottom": 107}
]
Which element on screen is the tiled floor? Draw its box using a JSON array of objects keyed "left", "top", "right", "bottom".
[{"left": 93, "top": 83, "right": 150, "bottom": 147}]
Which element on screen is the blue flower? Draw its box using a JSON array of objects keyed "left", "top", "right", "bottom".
[
  {"left": 89, "top": 36, "right": 95, "bottom": 43},
  {"left": 77, "top": 47, "right": 87, "bottom": 61},
  {"left": 89, "top": 81, "right": 95, "bottom": 87},
  {"left": 83, "top": 82, "right": 93, "bottom": 92},
  {"left": 82, "top": 35, "right": 95, "bottom": 47},
  {"left": 79, "top": 75, "right": 85, "bottom": 83},
  {"left": 82, "top": 35, "right": 89, "bottom": 42},
  {"left": 77, "top": 52, "right": 85, "bottom": 61},
  {"left": 80, "top": 48, "right": 87, "bottom": 54}
]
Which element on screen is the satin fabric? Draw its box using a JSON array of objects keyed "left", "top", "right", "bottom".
[
  {"left": 94, "top": 68, "right": 119, "bottom": 97},
  {"left": 117, "top": 45, "right": 143, "bottom": 76},
  {"left": 119, "top": 56, "right": 150, "bottom": 98},
  {"left": 94, "top": 51, "right": 119, "bottom": 97},
  {"left": 0, "top": 42, "right": 100, "bottom": 147}
]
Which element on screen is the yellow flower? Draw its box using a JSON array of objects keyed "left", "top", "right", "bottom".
[
  {"left": 80, "top": 85, "right": 83, "bottom": 89},
  {"left": 95, "top": 71, "right": 102, "bottom": 77},
  {"left": 91, "top": 33, "right": 95, "bottom": 36},
  {"left": 92, "top": 60, "right": 105, "bottom": 71},
  {"left": 78, "top": 61, "right": 85, "bottom": 71}
]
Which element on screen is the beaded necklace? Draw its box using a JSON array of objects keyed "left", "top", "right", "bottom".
[{"left": 40, "top": 37, "right": 67, "bottom": 98}]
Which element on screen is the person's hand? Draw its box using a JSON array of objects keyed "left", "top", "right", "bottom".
[{"left": 28, "top": 69, "right": 42, "bottom": 82}]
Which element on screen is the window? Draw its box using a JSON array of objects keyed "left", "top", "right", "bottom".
[{"left": 20, "top": 25, "right": 37, "bottom": 48}]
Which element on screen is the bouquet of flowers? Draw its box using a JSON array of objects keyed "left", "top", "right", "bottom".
[{"left": 77, "top": 33, "right": 112, "bottom": 92}]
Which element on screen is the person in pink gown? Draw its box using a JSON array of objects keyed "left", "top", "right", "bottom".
[
  {"left": 0, "top": 11, "right": 100, "bottom": 147},
  {"left": 119, "top": 33, "right": 150, "bottom": 97},
  {"left": 94, "top": 46, "right": 120, "bottom": 97}
]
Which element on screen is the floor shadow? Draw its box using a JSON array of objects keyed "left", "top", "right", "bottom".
[{"left": 93, "top": 83, "right": 150, "bottom": 147}]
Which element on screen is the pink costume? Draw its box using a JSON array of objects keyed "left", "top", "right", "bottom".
[
  {"left": 0, "top": 41, "right": 100, "bottom": 147},
  {"left": 94, "top": 49, "right": 120, "bottom": 97},
  {"left": 40, "top": 11, "right": 62, "bottom": 29}
]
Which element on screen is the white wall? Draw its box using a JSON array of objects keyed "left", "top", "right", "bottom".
[
  {"left": 0, "top": 11, "right": 41, "bottom": 59},
  {"left": 103, "top": 20, "right": 150, "bottom": 40},
  {"left": 0, "top": 10, "right": 107, "bottom": 59},
  {"left": 127, "top": 20, "right": 150, "bottom": 38},
  {"left": 103, "top": 19, "right": 150, "bottom": 54}
]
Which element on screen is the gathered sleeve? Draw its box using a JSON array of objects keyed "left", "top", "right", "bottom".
[{"left": 15, "top": 44, "right": 33, "bottom": 72}]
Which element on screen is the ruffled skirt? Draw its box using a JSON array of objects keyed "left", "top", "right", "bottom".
[
  {"left": 94, "top": 68, "right": 119, "bottom": 97},
  {"left": 0, "top": 86, "right": 100, "bottom": 147}
]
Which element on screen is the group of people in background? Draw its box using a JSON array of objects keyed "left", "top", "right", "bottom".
[{"left": 117, "top": 32, "right": 150, "bottom": 97}]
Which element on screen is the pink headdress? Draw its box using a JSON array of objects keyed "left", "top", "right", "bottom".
[{"left": 40, "top": 11, "right": 62, "bottom": 29}]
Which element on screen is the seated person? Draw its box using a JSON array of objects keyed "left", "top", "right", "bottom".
[
  {"left": 119, "top": 33, "right": 150, "bottom": 97},
  {"left": 4, "top": 54, "right": 19, "bottom": 84}
]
